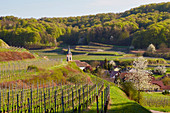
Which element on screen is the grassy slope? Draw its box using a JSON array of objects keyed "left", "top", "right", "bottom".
[
  {"left": 108, "top": 86, "right": 151, "bottom": 113},
  {"left": 87, "top": 85, "right": 151, "bottom": 113},
  {"left": 87, "top": 74, "right": 151, "bottom": 113}
]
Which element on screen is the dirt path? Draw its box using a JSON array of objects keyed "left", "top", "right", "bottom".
[{"left": 150, "top": 110, "right": 169, "bottom": 113}]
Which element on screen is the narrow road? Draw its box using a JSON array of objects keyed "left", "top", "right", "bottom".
[{"left": 150, "top": 110, "right": 169, "bottom": 113}]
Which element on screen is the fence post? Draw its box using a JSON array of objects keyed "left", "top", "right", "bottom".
[
  {"left": 30, "top": 86, "right": 33, "bottom": 112},
  {"left": 67, "top": 89, "right": 70, "bottom": 108},
  {"left": 21, "top": 90, "right": 23, "bottom": 113},
  {"left": 44, "top": 93, "right": 46, "bottom": 113},
  {"left": 28, "top": 98, "right": 30, "bottom": 113},
  {"left": 48, "top": 88, "right": 51, "bottom": 108},
  {"left": 96, "top": 95, "right": 99, "bottom": 113},
  {"left": 101, "top": 91, "right": 103, "bottom": 113},
  {"left": 3, "top": 88, "right": 4, "bottom": 111},
  {"left": 37, "top": 81, "right": 39, "bottom": 106},
  {"left": 61, "top": 89, "right": 64, "bottom": 113},
  {"left": 78, "top": 89, "right": 81, "bottom": 113},
  {"left": 83, "top": 87, "right": 85, "bottom": 111},
  {"left": 7, "top": 91, "right": 9, "bottom": 113},
  {"left": 87, "top": 84, "right": 88, "bottom": 107},
  {"left": 40, "top": 91, "right": 42, "bottom": 113},
  {"left": 54, "top": 91, "right": 57, "bottom": 113},
  {"left": 72, "top": 88, "right": 74, "bottom": 113},
  {"left": 17, "top": 94, "right": 19, "bottom": 113},
  {"left": 0, "top": 90, "right": 1, "bottom": 113},
  {"left": 12, "top": 85, "right": 14, "bottom": 112}
]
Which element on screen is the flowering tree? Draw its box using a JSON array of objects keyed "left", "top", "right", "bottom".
[
  {"left": 125, "top": 57, "right": 152, "bottom": 103},
  {"left": 154, "top": 65, "right": 167, "bottom": 75},
  {"left": 147, "top": 44, "right": 156, "bottom": 53},
  {"left": 125, "top": 57, "right": 152, "bottom": 90}
]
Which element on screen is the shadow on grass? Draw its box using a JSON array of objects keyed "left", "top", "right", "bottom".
[{"left": 107, "top": 102, "right": 151, "bottom": 113}]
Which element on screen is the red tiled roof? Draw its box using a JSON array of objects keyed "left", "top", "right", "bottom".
[
  {"left": 163, "top": 86, "right": 170, "bottom": 90},
  {"left": 151, "top": 80, "right": 170, "bottom": 90},
  {"left": 151, "top": 81, "right": 164, "bottom": 87}
]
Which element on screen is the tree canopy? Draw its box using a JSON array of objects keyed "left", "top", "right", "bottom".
[{"left": 0, "top": 2, "right": 169, "bottom": 48}]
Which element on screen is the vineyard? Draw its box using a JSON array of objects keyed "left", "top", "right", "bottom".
[
  {"left": 0, "top": 81, "right": 110, "bottom": 113},
  {"left": 141, "top": 93, "right": 170, "bottom": 112},
  {"left": 142, "top": 96, "right": 170, "bottom": 107},
  {"left": 0, "top": 58, "right": 64, "bottom": 81},
  {"left": 0, "top": 46, "right": 28, "bottom": 52}
]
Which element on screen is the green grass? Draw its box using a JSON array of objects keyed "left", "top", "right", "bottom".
[
  {"left": 73, "top": 55, "right": 123, "bottom": 61},
  {"left": 76, "top": 45, "right": 112, "bottom": 49},
  {"left": 152, "top": 74, "right": 164, "bottom": 79},
  {"left": 63, "top": 47, "right": 124, "bottom": 56},
  {"left": 142, "top": 92, "right": 169, "bottom": 98},
  {"left": 87, "top": 85, "right": 151, "bottom": 113},
  {"left": 167, "top": 60, "right": 170, "bottom": 63},
  {"left": 166, "top": 67, "right": 170, "bottom": 74}
]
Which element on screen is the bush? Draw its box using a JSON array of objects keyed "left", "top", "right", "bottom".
[
  {"left": 90, "top": 61, "right": 100, "bottom": 67},
  {"left": 27, "top": 65, "right": 39, "bottom": 72},
  {"left": 83, "top": 66, "right": 93, "bottom": 73},
  {"left": 162, "top": 77, "right": 170, "bottom": 86},
  {"left": 120, "top": 60, "right": 132, "bottom": 67},
  {"left": 121, "top": 81, "right": 142, "bottom": 102},
  {"left": 162, "top": 90, "right": 170, "bottom": 95},
  {"left": 147, "top": 44, "right": 156, "bottom": 53},
  {"left": 67, "top": 74, "right": 85, "bottom": 84}
]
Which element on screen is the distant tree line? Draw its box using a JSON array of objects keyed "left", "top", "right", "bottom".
[{"left": 0, "top": 2, "right": 169, "bottom": 49}]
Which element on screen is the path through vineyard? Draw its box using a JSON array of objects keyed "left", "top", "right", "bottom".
[{"left": 150, "top": 110, "right": 165, "bottom": 113}]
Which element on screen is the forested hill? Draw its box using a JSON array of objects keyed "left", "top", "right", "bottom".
[
  {"left": 0, "top": 2, "right": 169, "bottom": 49},
  {"left": 121, "top": 2, "right": 170, "bottom": 17}
]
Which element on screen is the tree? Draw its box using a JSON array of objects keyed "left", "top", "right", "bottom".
[
  {"left": 147, "top": 44, "right": 156, "bottom": 53},
  {"left": 154, "top": 65, "right": 167, "bottom": 75},
  {"left": 125, "top": 57, "right": 152, "bottom": 103},
  {"left": 104, "top": 58, "right": 108, "bottom": 69},
  {"left": 108, "top": 60, "right": 116, "bottom": 71},
  {"left": 159, "top": 43, "right": 167, "bottom": 53}
]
